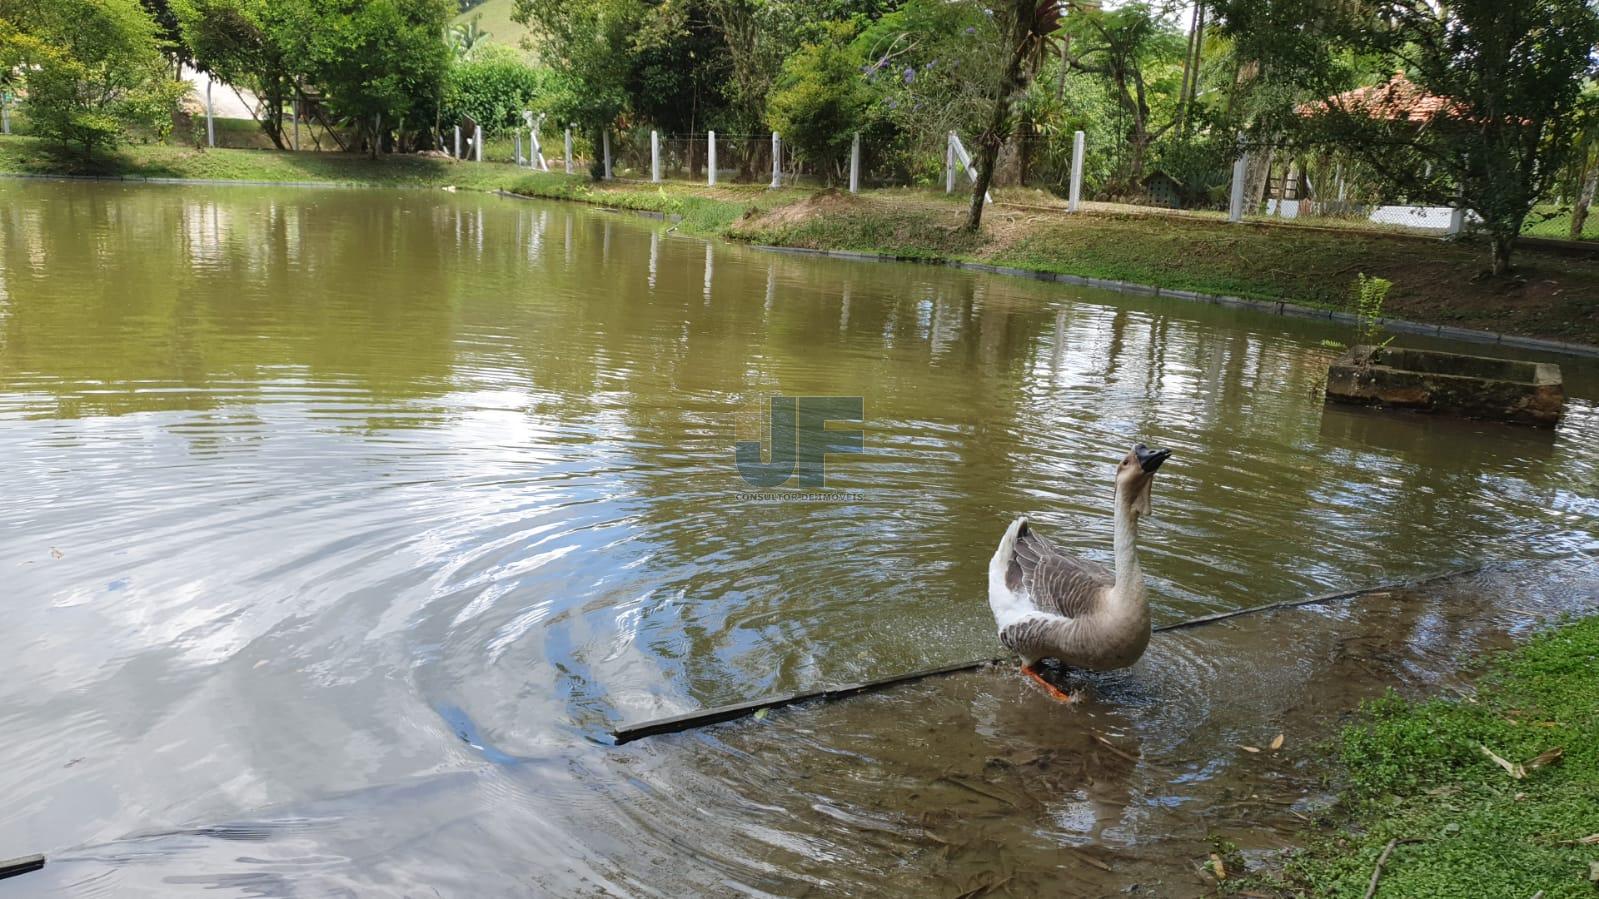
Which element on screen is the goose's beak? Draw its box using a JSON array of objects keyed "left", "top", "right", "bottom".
[{"left": 1134, "top": 444, "right": 1172, "bottom": 473}]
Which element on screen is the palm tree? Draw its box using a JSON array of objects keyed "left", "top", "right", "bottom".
[{"left": 447, "top": 15, "right": 491, "bottom": 60}]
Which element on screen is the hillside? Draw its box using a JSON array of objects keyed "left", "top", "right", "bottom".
[{"left": 452, "top": 0, "right": 531, "bottom": 53}]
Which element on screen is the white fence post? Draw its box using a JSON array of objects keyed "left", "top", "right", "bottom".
[
  {"left": 2, "top": 93, "right": 10, "bottom": 135},
  {"left": 945, "top": 131, "right": 955, "bottom": 193},
  {"left": 1447, "top": 184, "right": 1466, "bottom": 235},
  {"left": 454, "top": 125, "right": 461, "bottom": 159},
  {"left": 1228, "top": 144, "right": 1248, "bottom": 223},
  {"left": 707, "top": 131, "right": 717, "bottom": 186},
  {"left": 205, "top": 79, "right": 215, "bottom": 148},
  {"left": 474, "top": 124, "right": 483, "bottom": 162},
  {"left": 564, "top": 125, "right": 573, "bottom": 174},
  {"left": 290, "top": 97, "right": 299, "bottom": 151},
  {"left": 770, "top": 132, "right": 782, "bottom": 188},
  {"left": 1068, "top": 130, "right": 1085, "bottom": 212},
  {"left": 849, "top": 132, "right": 860, "bottom": 194},
  {"left": 651, "top": 129, "right": 661, "bottom": 182},
  {"left": 603, "top": 129, "right": 612, "bottom": 180}
]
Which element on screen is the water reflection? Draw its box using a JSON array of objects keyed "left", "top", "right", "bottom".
[{"left": 0, "top": 182, "right": 1596, "bottom": 896}]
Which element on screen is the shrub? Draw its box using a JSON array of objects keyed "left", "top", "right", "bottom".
[
  {"left": 442, "top": 44, "right": 549, "bottom": 136},
  {"left": 765, "top": 22, "right": 868, "bottom": 183}
]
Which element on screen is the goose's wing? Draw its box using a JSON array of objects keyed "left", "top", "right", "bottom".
[{"left": 1006, "top": 522, "right": 1112, "bottom": 620}]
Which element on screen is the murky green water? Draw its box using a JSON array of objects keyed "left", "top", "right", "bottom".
[{"left": 2, "top": 181, "right": 1597, "bottom": 896}]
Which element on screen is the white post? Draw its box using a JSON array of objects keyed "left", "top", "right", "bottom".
[
  {"left": 1, "top": 93, "right": 10, "bottom": 135},
  {"left": 707, "top": 131, "right": 717, "bottom": 186},
  {"left": 454, "top": 125, "right": 461, "bottom": 159},
  {"left": 1229, "top": 145, "right": 1248, "bottom": 223},
  {"left": 849, "top": 132, "right": 860, "bottom": 194},
  {"left": 1447, "top": 183, "right": 1466, "bottom": 235},
  {"left": 474, "top": 124, "right": 483, "bottom": 162},
  {"left": 651, "top": 129, "right": 661, "bottom": 182},
  {"left": 1068, "top": 130, "right": 1085, "bottom": 212},
  {"left": 603, "top": 129, "right": 612, "bottom": 180},
  {"left": 291, "top": 98, "right": 299, "bottom": 151},
  {"left": 205, "top": 79, "right": 215, "bottom": 148},
  {"left": 770, "top": 132, "right": 781, "bottom": 188},
  {"left": 945, "top": 131, "right": 955, "bottom": 193},
  {"left": 564, "top": 125, "right": 573, "bottom": 175}
]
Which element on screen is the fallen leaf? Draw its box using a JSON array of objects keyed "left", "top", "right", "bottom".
[
  {"left": 1526, "top": 746, "right": 1564, "bottom": 770},
  {"left": 1208, "top": 853, "right": 1227, "bottom": 880},
  {"left": 753, "top": 708, "right": 769, "bottom": 721},
  {"left": 1589, "top": 860, "right": 1599, "bottom": 883},
  {"left": 50, "top": 548, "right": 63, "bottom": 560},
  {"left": 1239, "top": 745, "right": 1260, "bottom": 753},
  {"left": 1557, "top": 834, "right": 1599, "bottom": 846},
  {"left": 1269, "top": 733, "right": 1285, "bottom": 751}
]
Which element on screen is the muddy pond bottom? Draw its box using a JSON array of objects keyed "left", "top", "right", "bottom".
[{"left": 20, "top": 561, "right": 1597, "bottom": 897}]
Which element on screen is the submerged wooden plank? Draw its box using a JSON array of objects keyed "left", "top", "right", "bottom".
[
  {"left": 608, "top": 565, "right": 1487, "bottom": 745},
  {"left": 0, "top": 854, "right": 45, "bottom": 881}
]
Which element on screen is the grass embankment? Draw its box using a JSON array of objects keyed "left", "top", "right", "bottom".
[
  {"left": 6, "top": 133, "right": 1598, "bottom": 345},
  {"left": 1242, "top": 617, "right": 1599, "bottom": 898},
  {"left": 0, "top": 133, "right": 532, "bottom": 190}
]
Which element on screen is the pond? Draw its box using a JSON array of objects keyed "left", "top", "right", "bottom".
[{"left": 2, "top": 181, "right": 1597, "bottom": 895}]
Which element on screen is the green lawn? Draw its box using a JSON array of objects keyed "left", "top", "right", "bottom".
[{"left": 1242, "top": 616, "right": 1599, "bottom": 898}]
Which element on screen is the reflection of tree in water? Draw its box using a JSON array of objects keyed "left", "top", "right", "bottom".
[{"left": 0, "top": 185, "right": 459, "bottom": 423}]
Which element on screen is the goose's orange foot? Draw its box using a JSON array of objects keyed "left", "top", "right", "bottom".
[{"left": 1021, "top": 663, "right": 1077, "bottom": 703}]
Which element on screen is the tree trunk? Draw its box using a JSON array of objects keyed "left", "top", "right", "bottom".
[
  {"left": 1242, "top": 143, "right": 1274, "bottom": 215},
  {"left": 965, "top": 5, "right": 1032, "bottom": 232},
  {"left": 1491, "top": 231, "right": 1515, "bottom": 276},
  {"left": 1571, "top": 162, "right": 1597, "bottom": 240}
]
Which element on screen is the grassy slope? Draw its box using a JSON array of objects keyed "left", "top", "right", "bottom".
[
  {"left": 0, "top": 134, "right": 531, "bottom": 190},
  {"left": 5, "top": 134, "right": 1597, "bottom": 346},
  {"left": 1242, "top": 617, "right": 1599, "bottom": 898}
]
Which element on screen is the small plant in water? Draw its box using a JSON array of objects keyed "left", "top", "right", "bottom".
[{"left": 1350, "top": 273, "right": 1393, "bottom": 346}]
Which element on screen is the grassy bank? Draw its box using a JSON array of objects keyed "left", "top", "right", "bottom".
[
  {"left": 1241, "top": 616, "right": 1599, "bottom": 898},
  {"left": 6, "top": 134, "right": 1598, "bottom": 347},
  {"left": 0, "top": 134, "right": 531, "bottom": 190}
]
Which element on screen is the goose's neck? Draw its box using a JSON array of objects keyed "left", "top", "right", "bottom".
[{"left": 1111, "top": 495, "right": 1143, "bottom": 600}]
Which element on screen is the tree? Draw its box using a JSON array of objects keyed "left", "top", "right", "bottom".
[
  {"left": 966, "top": 0, "right": 1065, "bottom": 231},
  {"left": 766, "top": 22, "right": 869, "bottom": 182},
  {"left": 172, "top": 0, "right": 296, "bottom": 149},
  {"left": 514, "top": 0, "right": 639, "bottom": 175},
  {"left": 1215, "top": 0, "right": 1599, "bottom": 275},
  {"left": 294, "top": 0, "right": 453, "bottom": 158},
  {"left": 0, "top": 0, "right": 186, "bottom": 154},
  {"left": 1063, "top": 2, "right": 1186, "bottom": 190}
]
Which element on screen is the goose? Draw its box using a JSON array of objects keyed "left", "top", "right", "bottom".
[{"left": 988, "top": 443, "right": 1172, "bottom": 702}]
